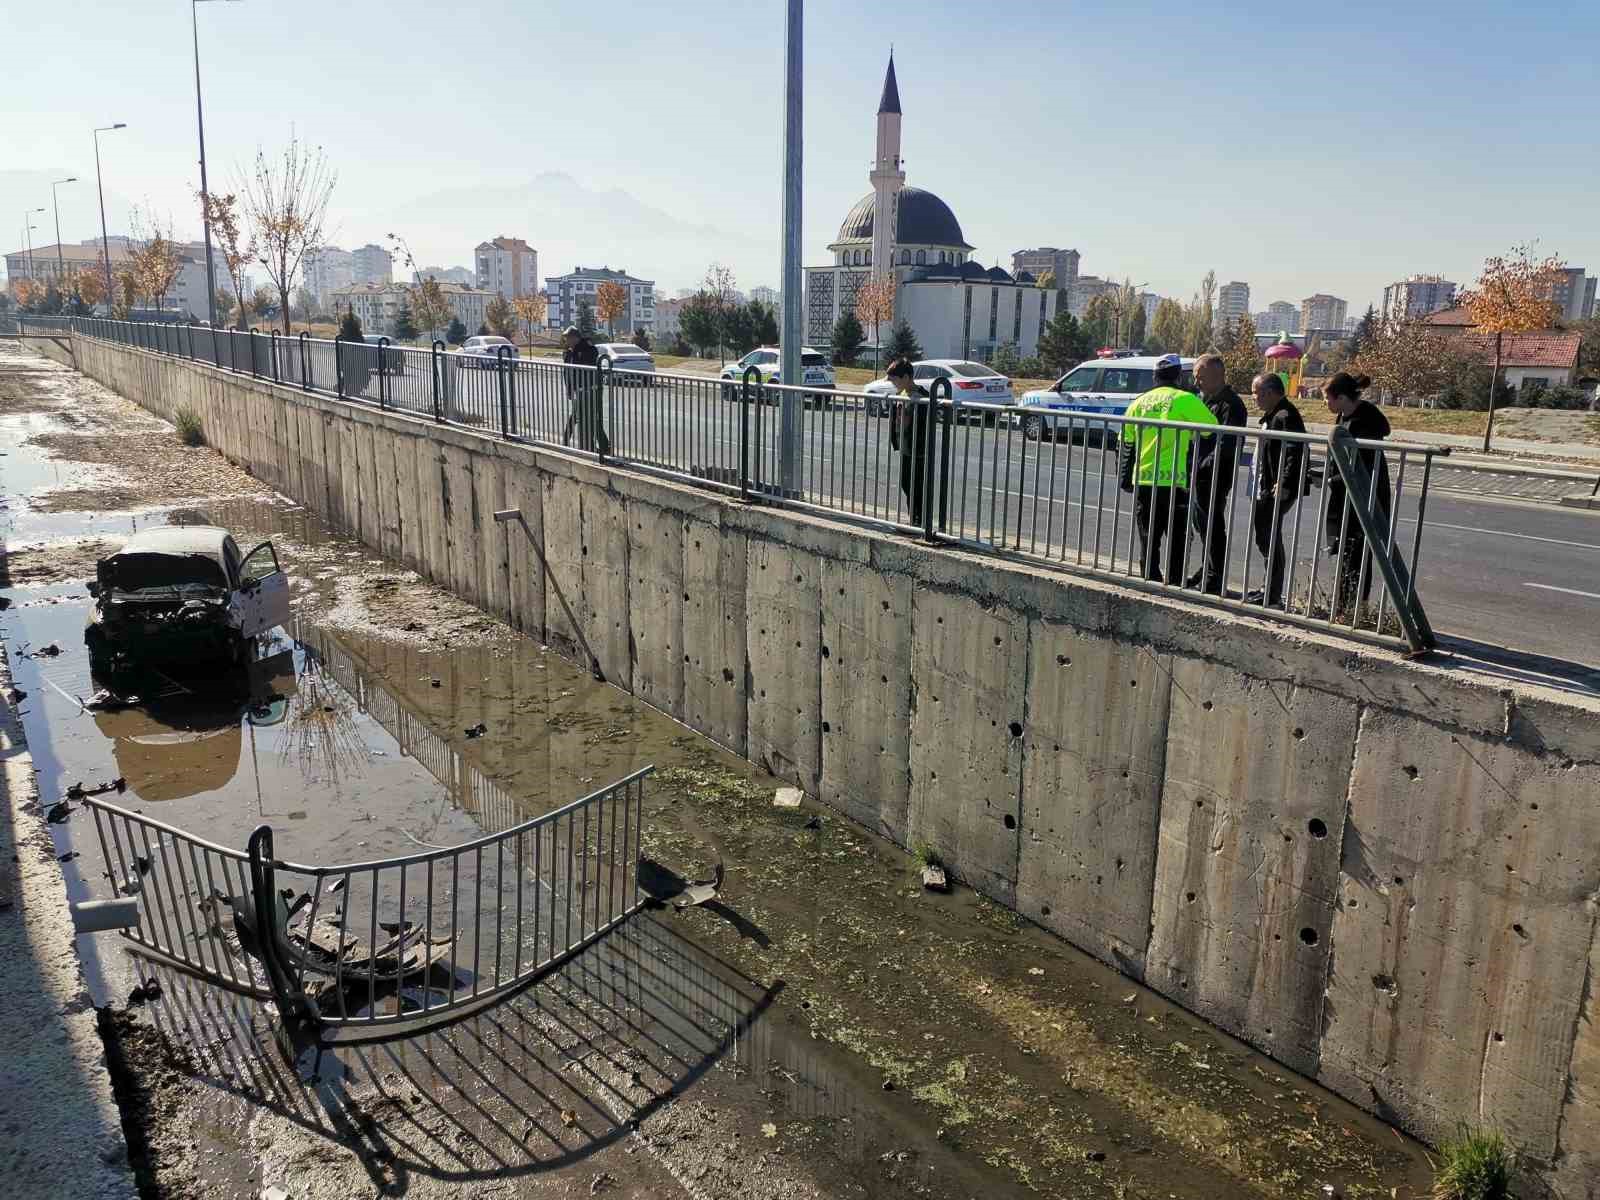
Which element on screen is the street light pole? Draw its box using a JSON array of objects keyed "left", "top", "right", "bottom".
[
  {"left": 191, "top": 0, "right": 236, "bottom": 327},
  {"left": 51, "top": 178, "right": 78, "bottom": 281},
  {"left": 22, "top": 208, "right": 44, "bottom": 280},
  {"left": 93, "top": 124, "right": 126, "bottom": 311},
  {"left": 777, "top": 0, "right": 803, "bottom": 495}
]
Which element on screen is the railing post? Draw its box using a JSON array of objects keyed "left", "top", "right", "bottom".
[
  {"left": 923, "top": 377, "right": 951, "bottom": 542},
  {"left": 595, "top": 354, "right": 610, "bottom": 463},
  {"left": 298, "top": 331, "right": 310, "bottom": 391},
  {"left": 248, "top": 328, "right": 260, "bottom": 378},
  {"left": 430, "top": 339, "right": 444, "bottom": 422},
  {"left": 227, "top": 327, "right": 237, "bottom": 373},
  {"left": 378, "top": 336, "right": 391, "bottom": 410},
  {"left": 269, "top": 330, "right": 280, "bottom": 382},
  {"left": 246, "top": 825, "right": 315, "bottom": 1031},
  {"left": 496, "top": 344, "right": 511, "bottom": 436},
  {"left": 741, "top": 365, "right": 760, "bottom": 502},
  {"left": 335, "top": 338, "right": 346, "bottom": 398}
]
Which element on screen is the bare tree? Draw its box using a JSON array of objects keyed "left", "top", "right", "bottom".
[
  {"left": 199, "top": 191, "right": 255, "bottom": 329},
  {"left": 703, "top": 262, "right": 738, "bottom": 364},
  {"left": 241, "top": 135, "right": 336, "bottom": 335}
]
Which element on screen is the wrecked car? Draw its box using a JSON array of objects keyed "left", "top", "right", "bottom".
[{"left": 86, "top": 526, "right": 291, "bottom": 677}]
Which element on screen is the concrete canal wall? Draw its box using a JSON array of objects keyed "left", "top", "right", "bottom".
[{"left": 40, "top": 334, "right": 1600, "bottom": 1191}]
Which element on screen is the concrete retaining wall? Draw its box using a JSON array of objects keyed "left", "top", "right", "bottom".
[{"left": 42, "top": 336, "right": 1600, "bottom": 1193}]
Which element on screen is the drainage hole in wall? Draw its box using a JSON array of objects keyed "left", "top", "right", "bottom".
[
  {"left": 1393, "top": 876, "right": 1404, "bottom": 887},
  {"left": 1009, "top": 721, "right": 1022, "bottom": 737},
  {"left": 1299, "top": 928, "right": 1319, "bottom": 946},
  {"left": 821, "top": 646, "right": 830, "bottom": 658},
  {"left": 1293, "top": 727, "right": 1305, "bottom": 740},
  {"left": 1403, "top": 765, "right": 1419, "bottom": 780},
  {"left": 1308, "top": 818, "right": 1328, "bottom": 839},
  {"left": 1041, "top": 905, "right": 1051, "bottom": 916},
  {"left": 1003, "top": 814, "right": 1016, "bottom": 830},
  {"left": 1056, "top": 654, "right": 1071, "bottom": 666},
  {"left": 821, "top": 722, "right": 830, "bottom": 733},
  {"left": 1185, "top": 892, "right": 1196, "bottom": 904},
  {"left": 1202, "top": 701, "right": 1213, "bottom": 711},
  {"left": 1512, "top": 923, "right": 1527, "bottom": 938}
]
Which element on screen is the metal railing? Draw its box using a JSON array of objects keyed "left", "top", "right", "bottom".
[
  {"left": 39, "top": 316, "right": 1442, "bottom": 651},
  {"left": 85, "top": 767, "right": 651, "bottom": 1044}
]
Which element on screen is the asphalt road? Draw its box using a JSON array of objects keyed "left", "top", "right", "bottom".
[{"left": 437, "top": 368, "right": 1600, "bottom": 672}]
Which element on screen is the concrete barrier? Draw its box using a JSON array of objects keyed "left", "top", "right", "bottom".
[{"left": 37, "top": 334, "right": 1600, "bottom": 1193}]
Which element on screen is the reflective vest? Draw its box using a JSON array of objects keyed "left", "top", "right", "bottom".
[{"left": 1122, "top": 386, "right": 1218, "bottom": 488}]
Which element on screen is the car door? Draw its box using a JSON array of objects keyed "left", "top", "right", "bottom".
[{"left": 237, "top": 541, "right": 290, "bottom": 638}]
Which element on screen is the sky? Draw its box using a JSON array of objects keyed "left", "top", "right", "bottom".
[{"left": 3, "top": 0, "right": 1597, "bottom": 313}]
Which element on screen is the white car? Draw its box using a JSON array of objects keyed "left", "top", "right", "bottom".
[
  {"left": 596, "top": 342, "right": 655, "bottom": 384},
  {"left": 85, "top": 526, "right": 291, "bottom": 673},
  {"left": 861, "top": 359, "right": 1013, "bottom": 420},
  {"left": 718, "top": 346, "right": 836, "bottom": 404},
  {"left": 456, "top": 335, "right": 517, "bottom": 369},
  {"left": 1013, "top": 355, "right": 1197, "bottom": 444}
]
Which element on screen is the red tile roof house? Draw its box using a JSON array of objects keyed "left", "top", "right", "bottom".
[{"left": 1422, "top": 308, "right": 1584, "bottom": 391}]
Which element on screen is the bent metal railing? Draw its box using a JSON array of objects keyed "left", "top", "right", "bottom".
[
  {"left": 85, "top": 767, "right": 650, "bottom": 1044},
  {"left": 41, "top": 316, "right": 1443, "bottom": 652}
]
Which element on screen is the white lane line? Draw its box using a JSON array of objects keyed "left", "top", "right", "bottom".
[
  {"left": 1421, "top": 521, "right": 1600, "bottom": 551},
  {"left": 1524, "top": 583, "right": 1600, "bottom": 600}
]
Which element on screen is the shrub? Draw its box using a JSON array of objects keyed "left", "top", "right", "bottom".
[
  {"left": 1432, "top": 1126, "right": 1512, "bottom": 1200},
  {"left": 173, "top": 405, "right": 205, "bottom": 447}
]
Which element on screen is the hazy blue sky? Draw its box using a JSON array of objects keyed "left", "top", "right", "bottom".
[{"left": 3, "top": 0, "right": 1596, "bottom": 311}]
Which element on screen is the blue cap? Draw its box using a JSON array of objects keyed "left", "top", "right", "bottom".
[{"left": 1154, "top": 353, "right": 1182, "bottom": 371}]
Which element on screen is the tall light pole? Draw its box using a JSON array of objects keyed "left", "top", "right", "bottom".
[
  {"left": 21, "top": 208, "right": 44, "bottom": 280},
  {"left": 192, "top": 0, "right": 240, "bottom": 326},
  {"left": 51, "top": 178, "right": 78, "bottom": 281},
  {"left": 93, "top": 124, "right": 127, "bottom": 311},
  {"left": 777, "top": 0, "right": 803, "bottom": 495}
]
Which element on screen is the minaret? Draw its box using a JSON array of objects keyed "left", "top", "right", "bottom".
[{"left": 869, "top": 52, "right": 905, "bottom": 278}]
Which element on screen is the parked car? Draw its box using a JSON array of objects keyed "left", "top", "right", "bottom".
[
  {"left": 85, "top": 526, "right": 291, "bottom": 678},
  {"left": 456, "top": 335, "right": 517, "bottom": 369},
  {"left": 596, "top": 342, "right": 655, "bottom": 384},
  {"left": 718, "top": 346, "right": 836, "bottom": 404},
  {"left": 1013, "top": 355, "right": 1197, "bottom": 444},
  {"left": 361, "top": 334, "right": 404, "bottom": 375},
  {"left": 861, "top": 359, "right": 1013, "bottom": 420}
]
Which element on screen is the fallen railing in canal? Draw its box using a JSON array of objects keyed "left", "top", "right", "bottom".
[{"left": 85, "top": 767, "right": 650, "bottom": 1044}]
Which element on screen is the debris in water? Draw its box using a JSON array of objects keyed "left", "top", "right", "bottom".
[
  {"left": 65, "top": 778, "right": 126, "bottom": 800},
  {"left": 430, "top": 678, "right": 441, "bottom": 688},
  {"left": 1028, "top": 967, "right": 1045, "bottom": 976},
  {"left": 761, "top": 1122, "right": 778, "bottom": 1138},
  {"left": 127, "top": 979, "right": 162, "bottom": 1006},
  {"left": 1123, "top": 993, "right": 1138, "bottom": 1004},
  {"left": 58, "top": 851, "right": 79, "bottom": 863},
  {"left": 85, "top": 689, "right": 133, "bottom": 712},
  {"left": 921, "top": 865, "right": 949, "bottom": 892},
  {"left": 773, "top": 786, "right": 803, "bottom": 809},
  {"left": 31, "top": 643, "right": 62, "bottom": 658},
  {"left": 5, "top": 688, "right": 25, "bottom": 705},
  {"left": 560, "top": 1108, "right": 578, "bottom": 1127},
  {"left": 674, "top": 861, "right": 725, "bottom": 909},
  {"left": 464, "top": 722, "right": 487, "bottom": 738},
  {"left": 46, "top": 801, "right": 72, "bottom": 824}
]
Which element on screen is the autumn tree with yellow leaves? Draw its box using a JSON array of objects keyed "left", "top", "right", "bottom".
[{"left": 1458, "top": 243, "right": 1564, "bottom": 450}]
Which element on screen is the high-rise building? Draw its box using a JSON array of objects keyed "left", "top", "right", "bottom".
[
  {"left": 1067, "top": 275, "right": 1113, "bottom": 317},
  {"left": 545, "top": 266, "right": 657, "bottom": 334},
  {"left": 474, "top": 237, "right": 539, "bottom": 301},
  {"left": 749, "top": 285, "right": 781, "bottom": 312},
  {"left": 1382, "top": 275, "right": 1457, "bottom": 325},
  {"left": 1258, "top": 301, "right": 1299, "bottom": 335},
  {"left": 420, "top": 265, "right": 476, "bottom": 287},
  {"left": 1218, "top": 281, "right": 1250, "bottom": 332},
  {"left": 303, "top": 246, "right": 355, "bottom": 303},
  {"left": 351, "top": 244, "right": 393, "bottom": 286},
  {"left": 1550, "top": 267, "right": 1595, "bottom": 321},
  {"left": 1011, "top": 247, "right": 1081, "bottom": 288},
  {"left": 1301, "top": 293, "right": 1347, "bottom": 333},
  {"left": 1141, "top": 293, "right": 1162, "bottom": 323}
]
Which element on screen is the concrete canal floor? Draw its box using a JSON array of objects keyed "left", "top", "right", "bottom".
[{"left": 0, "top": 343, "right": 1437, "bottom": 1198}]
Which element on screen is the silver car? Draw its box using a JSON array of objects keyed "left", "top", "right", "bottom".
[
  {"left": 456, "top": 335, "right": 517, "bottom": 369},
  {"left": 861, "top": 359, "right": 1014, "bottom": 421},
  {"left": 596, "top": 342, "right": 655, "bottom": 385}
]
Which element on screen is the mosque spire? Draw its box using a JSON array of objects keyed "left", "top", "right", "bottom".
[{"left": 878, "top": 52, "right": 901, "bottom": 115}]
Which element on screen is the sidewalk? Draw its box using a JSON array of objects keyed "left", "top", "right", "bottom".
[{"left": 1305, "top": 419, "right": 1600, "bottom": 468}]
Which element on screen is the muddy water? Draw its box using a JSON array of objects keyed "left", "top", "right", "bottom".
[{"left": 0, "top": 345, "right": 1437, "bottom": 1199}]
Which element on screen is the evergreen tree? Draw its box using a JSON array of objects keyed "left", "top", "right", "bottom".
[
  {"left": 830, "top": 311, "right": 865, "bottom": 366},
  {"left": 576, "top": 299, "right": 596, "bottom": 336},
  {"left": 446, "top": 317, "right": 468, "bottom": 345},
  {"left": 337, "top": 307, "right": 364, "bottom": 342},
  {"left": 392, "top": 299, "right": 419, "bottom": 341},
  {"left": 751, "top": 301, "right": 780, "bottom": 347},
  {"left": 1150, "top": 298, "right": 1187, "bottom": 355},
  {"left": 1354, "top": 304, "right": 1380, "bottom": 352},
  {"left": 679, "top": 294, "right": 720, "bottom": 357},
  {"left": 1081, "top": 293, "right": 1118, "bottom": 351},
  {"left": 721, "top": 303, "right": 757, "bottom": 354},
  {"left": 1036, "top": 310, "right": 1088, "bottom": 373},
  {"left": 1127, "top": 305, "right": 1147, "bottom": 348},
  {"left": 991, "top": 341, "right": 1022, "bottom": 376},
  {"left": 885, "top": 319, "right": 922, "bottom": 362},
  {"left": 633, "top": 328, "right": 652, "bottom": 350}
]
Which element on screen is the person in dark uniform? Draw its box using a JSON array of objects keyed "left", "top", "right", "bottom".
[
  {"left": 1185, "top": 352, "right": 1249, "bottom": 594},
  {"left": 1321, "top": 371, "right": 1390, "bottom": 612},
  {"left": 1246, "top": 372, "right": 1306, "bottom": 607},
  {"left": 885, "top": 356, "right": 931, "bottom": 525},
  {"left": 561, "top": 324, "right": 608, "bottom": 454}
]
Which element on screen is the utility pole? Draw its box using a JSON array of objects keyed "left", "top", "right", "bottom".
[
  {"left": 192, "top": 0, "right": 239, "bottom": 326},
  {"left": 51, "top": 178, "right": 78, "bottom": 281},
  {"left": 22, "top": 208, "right": 44, "bottom": 280},
  {"left": 94, "top": 124, "right": 127, "bottom": 310},
  {"left": 778, "top": 0, "right": 803, "bottom": 495}
]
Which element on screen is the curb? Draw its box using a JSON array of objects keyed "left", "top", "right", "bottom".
[
  {"left": 0, "top": 642, "right": 139, "bottom": 1200},
  {"left": 1560, "top": 493, "right": 1600, "bottom": 511}
]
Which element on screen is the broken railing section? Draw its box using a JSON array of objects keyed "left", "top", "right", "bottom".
[{"left": 84, "top": 767, "right": 652, "bottom": 1043}]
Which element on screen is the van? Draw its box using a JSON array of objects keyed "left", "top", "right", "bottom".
[{"left": 1013, "top": 355, "right": 1197, "bottom": 443}]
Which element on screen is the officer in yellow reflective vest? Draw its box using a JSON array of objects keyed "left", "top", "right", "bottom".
[{"left": 1118, "top": 355, "right": 1219, "bottom": 584}]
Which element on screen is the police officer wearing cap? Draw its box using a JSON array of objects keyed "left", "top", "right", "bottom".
[{"left": 1119, "top": 354, "right": 1218, "bottom": 585}]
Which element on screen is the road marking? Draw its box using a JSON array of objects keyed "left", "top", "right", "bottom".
[
  {"left": 1420, "top": 521, "right": 1600, "bottom": 551},
  {"left": 1524, "top": 583, "right": 1600, "bottom": 600}
]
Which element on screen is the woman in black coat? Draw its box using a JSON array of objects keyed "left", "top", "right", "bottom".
[
  {"left": 885, "top": 357, "right": 931, "bottom": 524},
  {"left": 1321, "top": 371, "right": 1391, "bottom": 610}
]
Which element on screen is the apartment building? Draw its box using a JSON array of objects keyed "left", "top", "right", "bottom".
[{"left": 474, "top": 237, "right": 539, "bottom": 301}]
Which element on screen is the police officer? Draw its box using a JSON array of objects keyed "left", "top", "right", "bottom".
[
  {"left": 1186, "top": 352, "right": 1248, "bottom": 594},
  {"left": 561, "top": 324, "right": 608, "bottom": 454},
  {"left": 1120, "top": 354, "right": 1218, "bottom": 584}
]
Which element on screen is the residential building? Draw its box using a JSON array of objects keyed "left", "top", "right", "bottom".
[
  {"left": 1419, "top": 307, "right": 1583, "bottom": 392},
  {"left": 303, "top": 246, "right": 355, "bottom": 303},
  {"left": 420, "top": 265, "right": 476, "bottom": 287},
  {"left": 1217, "top": 281, "right": 1250, "bottom": 332},
  {"left": 749, "top": 285, "right": 781, "bottom": 312},
  {"left": 474, "top": 237, "right": 539, "bottom": 301},
  {"left": 4, "top": 238, "right": 212, "bottom": 316},
  {"left": 1141, "top": 293, "right": 1162, "bottom": 324},
  {"left": 1343, "top": 315, "right": 1362, "bottom": 334},
  {"left": 351, "top": 244, "right": 393, "bottom": 286},
  {"left": 1011, "top": 247, "right": 1081, "bottom": 289},
  {"left": 1382, "top": 275, "right": 1457, "bottom": 325},
  {"left": 1066, "top": 275, "right": 1113, "bottom": 317},
  {"left": 1255, "top": 301, "right": 1300, "bottom": 335},
  {"left": 1301, "top": 293, "right": 1347, "bottom": 335},
  {"left": 654, "top": 297, "right": 685, "bottom": 339},
  {"left": 545, "top": 266, "right": 657, "bottom": 334},
  {"left": 330, "top": 281, "right": 493, "bottom": 337},
  {"left": 804, "top": 55, "right": 1060, "bottom": 362},
  {"left": 1550, "top": 267, "right": 1595, "bottom": 321}
]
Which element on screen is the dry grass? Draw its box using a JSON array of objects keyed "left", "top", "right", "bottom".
[{"left": 1371, "top": 408, "right": 1489, "bottom": 437}]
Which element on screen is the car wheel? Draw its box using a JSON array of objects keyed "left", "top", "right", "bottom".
[{"left": 1023, "top": 415, "right": 1044, "bottom": 441}]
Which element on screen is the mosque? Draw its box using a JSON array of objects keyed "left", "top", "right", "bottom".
[{"left": 804, "top": 55, "right": 1063, "bottom": 363}]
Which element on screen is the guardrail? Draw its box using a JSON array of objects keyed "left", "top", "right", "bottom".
[
  {"left": 85, "top": 767, "right": 650, "bottom": 1044},
  {"left": 34, "top": 316, "right": 1443, "bottom": 652}
]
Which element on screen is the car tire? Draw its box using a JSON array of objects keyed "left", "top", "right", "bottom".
[{"left": 1023, "top": 414, "right": 1044, "bottom": 441}]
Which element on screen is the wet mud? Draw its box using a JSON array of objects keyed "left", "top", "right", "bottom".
[{"left": 0, "top": 343, "right": 1438, "bottom": 1198}]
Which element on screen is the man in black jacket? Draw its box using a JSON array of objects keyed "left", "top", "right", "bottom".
[
  {"left": 561, "top": 324, "right": 608, "bottom": 454},
  {"left": 1185, "top": 353, "right": 1249, "bottom": 593},
  {"left": 1246, "top": 372, "right": 1306, "bottom": 607}
]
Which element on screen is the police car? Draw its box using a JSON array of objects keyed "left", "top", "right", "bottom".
[
  {"left": 1013, "top": 355, "right": 1197, "bottom": 444},
  {"left": 718, "top": 346, "right": 836, "bottom": 404}
]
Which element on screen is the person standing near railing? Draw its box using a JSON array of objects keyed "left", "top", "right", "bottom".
[
  {"left": 1321, "top": 371, "right": 1390, "bottom": 612},
  {"left": 1186, "top": 353, "right": 1249, "bottom": 595},
  {"left": 561, "top": 324, "right": 609, "bottom": 454},
  {"left": 1120, "top": 355, "right": 1218, "bottom": 584},
  {"left": 885, "top": 356, "right": 931, "bottom": 525},
  {"left": 1246, "top": 372, "right": 1306, "bottom": 608}
]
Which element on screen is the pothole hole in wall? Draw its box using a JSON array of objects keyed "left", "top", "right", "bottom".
[
  {"left": 1201, "top": 701, "right": 1213, "bottom": 712},
  {"left": 1299, "top": 928, "right": 1319, "bottom": 946},
  {"left": 1403, "top": 765, "right": 1419, "bottom": 780},
  {"left": 1008, "top": 722, "right": 1022, "bottom": 737},
  {"left": 1003, "top": 814, "right": 1016, "bottom": 830},
  {"left": 1293, "top": 727, "right": 1305, "bottom": 740},
  {"left": 1308, "top": 818, "right": 1328, "bottom": 839}
]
